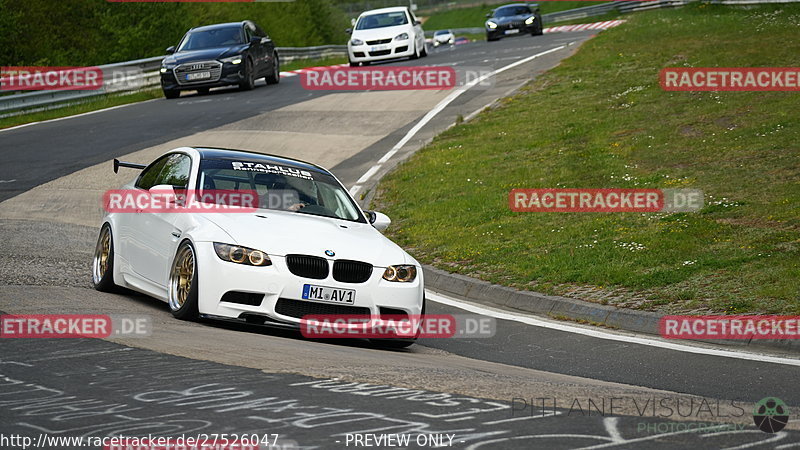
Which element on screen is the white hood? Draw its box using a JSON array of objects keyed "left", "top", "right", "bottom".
[
  {"left": 199, "top": 210, "right": 411, "bottom": 266},
  {"left": 351, "top": 24, "right": 410, "bottom": 42}
]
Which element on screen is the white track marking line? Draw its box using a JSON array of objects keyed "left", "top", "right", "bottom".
[
  {"left": 349, "top": 44, "right": 566, "bottom": 196},
  {"left": 0, "top": 99, "right": 159, "bottom": 133},
  {"left": 426, "top": 290, "right": 800, "bottom": 367}
]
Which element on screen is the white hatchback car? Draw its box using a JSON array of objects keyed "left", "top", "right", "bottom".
[{"left": 347, "top": 6, "right": 427, "bottom": 66}]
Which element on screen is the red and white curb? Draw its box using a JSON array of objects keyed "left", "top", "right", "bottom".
[
  {"left": 280, "top": 63, "right": 349, "bottom": 78},
  {"left": 544, "top": 19, "right": 625, "bottom": 34},
  {"left": 278, "top": 20, "right": 625, "bottom": 77}
]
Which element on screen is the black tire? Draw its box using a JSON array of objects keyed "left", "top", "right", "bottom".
[
  {"left": 163, "top": 88, "right": 180, "bottom": 99},
  {"left": 410, "top": 42, "right": 420, "bottom": 60},
  {"left": 370, "top": 295, "right": 426, "bottom": 349},
  {"left": 420, "top": 43, "right": 428, "bottom": 57},
  {"left": 168, "top": 241, "right": 199, "bottom": 321},
  {"left": 92, "top": 224, "right": 118, "bottom": 292},
  {"left": 349, "top": 61, "right": 359, "bottom": 67},
  {"left": 196, "top": 88, "right": 210, "bottom": 95},
  {"left": 239, "top": 58, "right": 255, "bottom": 91},
  {"left": 265, "top": 53, "right": 280, "bottom": 85},
  {"left": 487, "top": 35, "right": 500, "bottom": 42}
]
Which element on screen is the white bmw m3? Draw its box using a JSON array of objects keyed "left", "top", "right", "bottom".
[{"left": 93, "top": 147, "right": 424, "bottom": 347}]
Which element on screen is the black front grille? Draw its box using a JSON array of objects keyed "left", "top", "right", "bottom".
[
  {"left": 369, "top": 50, "right": 391, "bottom": 57},
  {"left": 395, "top": 46, "right": 408, "bottom": 53},
  {"left": 286, "top": 254, "right": 329, "bottom": 279},
  {"left": 333, "top": 260, "right": 373, "bottom": 283},
  {"left": 380, "top": 307, "right": 409, "bottom": 321},
  {"left": 275, "top": 298, "right": 371, "bottom": 319},
  {"left": 366, "top": 38, "right": 392, "bottom": 45},
  {"left": 220, "top": 291, "right": 264, "bottom": 306}
]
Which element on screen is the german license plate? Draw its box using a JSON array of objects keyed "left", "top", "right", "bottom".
[
  {"left": 504, "top": 29, "right": 520, "bottom": 35},
  {"left": 302, "top": 284, "right": 356, "bottom": 305},
  {"left": 186, "top": 71, "right": 211, "bottom": 81},
  {"left": 370, "top": 45, "right": 389, "bottom": 52}
]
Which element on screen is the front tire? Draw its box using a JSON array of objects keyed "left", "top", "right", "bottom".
[
  {"left": 92, "top": 224, "right": 118, "bottom": 292},
  {"left": 239, "top": 58, "right": 256, "bottom": 91},
  {"left": 420, "top": 42, "right": 428, "bottom": 57},
  {"left": 168, "top": 241, "right": 199, "bottom": 321},
  {"left": 163, "top": 88, "right": 180, "bottom": 99},
  {"left": 265, "top": 53, "right": 280, "bottom": 85}
]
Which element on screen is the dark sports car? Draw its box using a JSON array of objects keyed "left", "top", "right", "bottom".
[
  {"left": 159, "top": 21, "right": 280, "bottom": 99},
  {"left": 485, "top": 3, "right": 543, "bottom": 41}
]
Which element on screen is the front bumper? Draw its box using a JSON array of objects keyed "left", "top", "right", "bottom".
[
  {"left": 486, "top": 23, "right": 538, "bottom": 39},
  {"left": 194, "top": 242, "right": 425, "bottom": 327},
  {"left": 348, "top": 39, "right": 415, "bottom": 63},
  {"left": 160, "top": 62, "right": 246, "bottom": 91}
]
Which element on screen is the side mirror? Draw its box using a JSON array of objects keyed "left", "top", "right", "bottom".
[
  {"left": 250, "top": 36, "right": 261, "bottom": 45},
  {"left": 165, "top": 46, "right": 175, "bottom": 54},
  {"left": 345, "top": 28, "right": 352, "bottom": 34},
  {"left": 149, "top": 184, "right": 178, "bottom": 208},
  {"left": 485, "top": 13, "right": 492, "bottom": 18},
  {"left": 366, "top": 211, "right": 391, "bottom": 231},
  {"left": 414, "top": 20, "right": 422, "bottom": 26}
]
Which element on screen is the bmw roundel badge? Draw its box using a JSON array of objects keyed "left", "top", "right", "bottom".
[{"left": 325, "top": 250, "right": 335, "bottom": 257}]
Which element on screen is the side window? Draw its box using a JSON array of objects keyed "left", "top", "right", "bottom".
[
  {"left": 158, "top": 154, "right": 192, "bottom": 189},
  {"left": 135, "top": 156, "right": 170, "bottom": 190},
  {"left": 245, "top": 25, "right": 255, "bottom": 41},
  {"left": 135, "top": 154, "right": 191, "bottom": 190}
]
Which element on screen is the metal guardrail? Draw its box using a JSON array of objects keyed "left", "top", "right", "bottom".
[{"left": 0, "top": 46, "right": 346, "bottom": 116}]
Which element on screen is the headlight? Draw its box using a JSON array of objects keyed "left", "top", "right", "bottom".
[
  {"left": 160, "top": 67, "right": 168, "bottom": 73},
  {"left": 350, "top": 38, "right": 364, "bottom": 46},
  {"left": 213, "top": 243, "right": 271, "bottom": 267},
  {"left": 487, "top": 21, "right": 498, "bottom": 29},
  {"left": 382, "top": 265, "right": 417, "bottom": 283},
  {"left": 394, "top": 32, "right": 409, "bottom": 41},
  {"left": 220, "top": 56, "right": 242, "bottom": 65},
  {"left": 525, "top": 16, "right": 535, "bottom": 25}
]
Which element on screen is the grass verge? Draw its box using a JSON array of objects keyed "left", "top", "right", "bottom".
[{"left": 374, "top": 3, "right": 800, "bottom": 315}]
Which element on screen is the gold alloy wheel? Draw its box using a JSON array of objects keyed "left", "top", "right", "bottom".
[
  {"left": 92, "top": 227, "right": 111, "bottom": 284},
  {"left": 169, "top": 245, "right": 195, "bottom": 311}
]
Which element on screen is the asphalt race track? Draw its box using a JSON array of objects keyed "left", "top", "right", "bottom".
[{"left": 1, "top": 31, "right": 799, "bottom": 449}]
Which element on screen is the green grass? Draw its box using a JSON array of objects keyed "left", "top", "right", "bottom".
[
  {"left": 422, "top": 2, "right": 606, "bottom": 30},
  {"left": 374, "top": 3, "right": 800, "bottom": 315},
  {"left": 1, "top": 57, "right": 350, "bottom": 130}
]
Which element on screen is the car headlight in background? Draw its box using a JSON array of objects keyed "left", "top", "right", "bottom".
[
  {"left": 525, "top": 16, "right": 535, "bottom": 25},
  {"left": 160, "top": 67, "right": 168, "bottom": 73},
  {"left": 213, "top": 243, "right": 271, "bottom": 266},
  {"left": 394, "top": 32, "right": 409, "bottom": 41},
  {"left": 220, "top": 56, "right": 242, "bottom": 65},
  {"left": 487, "top": 21, "right": 498, "bottom": 29},
  {"left": 350, "top": 38, "right": 364, "bottom": 46},
  {"left": 383, "top": 265, "right": 417, "bottom": 282}
]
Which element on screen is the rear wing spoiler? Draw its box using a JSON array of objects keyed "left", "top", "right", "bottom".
[{"left": 113, "top": 158, "right": 146, "bottom": 173}]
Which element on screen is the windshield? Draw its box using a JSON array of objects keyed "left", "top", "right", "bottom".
[
  {"left": 197, "top": 159, "right": 364, "bottom": 222},
  {"left": 494, "top": 6, "right": 531, "bottom": 17},
  {"left": 434, "top": 30, "right": 450, "bottom": 36},
  {"left": 177, "top": 27, "right": 243, "bottom": 51},
  {"left": 356, "top": 11, "right": 409, "bottom": 30}
]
